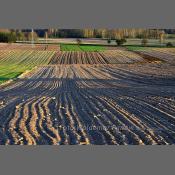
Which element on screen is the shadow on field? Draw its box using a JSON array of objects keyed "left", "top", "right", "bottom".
[
  {"left": 17, "top": 69, "right": 175, "bottom": 87},
  {"left": 0, "top": 75, "right": 175, "bottom": 99}
]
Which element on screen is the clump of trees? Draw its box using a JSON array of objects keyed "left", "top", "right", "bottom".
[
  {"left": 166, "top": 42, "right": 173, "bottom": 47},
  {"left": 115, "top": 38, "right": 127, "bottom": 46},
  {"left": 106, "top": 38, "right": 127, "bottom": 46},
  {"left": 0, "top": 32, "right": 17, "bottom": 43},
  {"left": 0, "top": 30, "right": 39, "bottom": 43},
  {"left": 107, "top": 39, "right": 111, "bottom": 44}
]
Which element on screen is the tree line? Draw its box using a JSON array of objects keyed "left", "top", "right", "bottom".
[
  {"left": 46, "top": 29, "right": 167, "bottom": 39},
  {"left": 0, "top": 32, "right": 17, "bottom": 43},
  {"left": 0, "top": 30, "right": 38, "bottom": 43},
  {"left": 19, "top": 29, "right": 169, "bottom": 39},
  {"left": 0, "top": 29, "right": 172, "bottom": 43}
]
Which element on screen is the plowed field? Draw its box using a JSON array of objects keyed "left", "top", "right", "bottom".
[{"left": 0, "top": 61, "right": 175, "bottom": 145}]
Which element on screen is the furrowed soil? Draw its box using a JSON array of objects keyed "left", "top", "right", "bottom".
[{"left": 0, "top": 61, "right": 175, "bottom": 145}]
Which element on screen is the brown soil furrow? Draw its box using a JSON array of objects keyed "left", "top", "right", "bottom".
[
  {"left": 0, "top": 62, "right": 175, "bottom": 145},
  {"left": 29, "top": 97, "right": 49, "bottom": 144},
  {"left": 117, "top": 97, "right": 174, "bottom": 144},
  {"left": 73, "top": 91, "right": 108, "bottom": 144},
  {"left": 18, "top": 98, "right": 37, "bottom": 145},
  {"left": 81, "top": 90, "right": 146, "bottom": 145},
  {"left": 56, "top": 94, "right": 71, "bottom": 144},
  {"left": 8, "top": 103, "right": 25, "bottom": 145},
  {"left": 41, "top": 98, "right": 61, "bottom": 144},
  {"left": 81, "top": 93, "right": 126, "bottom": 144},
  {"left": 78, "top": 91, "right": 118, "bottom": 144},
  {"left": 100, "top": 96, "right": 161, "bottom": 144},
  {"left": 66, "top": 93, "right": 90, "bottom": 144}
]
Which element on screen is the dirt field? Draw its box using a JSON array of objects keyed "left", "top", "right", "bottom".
[
  {"left": 49, "top": 50, "right": 144, "bottom": 64},
  {"left": 129, "top": 47, "right": 175, "bottom": 64},
  {"left": 0, "top": 43, "right": 60, "bottom": 51},
  {"left": 0, "top": 61, "right": 175, "bottom": 145}
]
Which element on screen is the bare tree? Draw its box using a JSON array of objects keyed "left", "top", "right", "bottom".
[{"left": 159, "top": 31, "right": 165, "bottom": 45}]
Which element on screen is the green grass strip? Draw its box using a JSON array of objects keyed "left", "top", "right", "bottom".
[{"left": 60, "top": 44, "right": 105, "bottom": 51}]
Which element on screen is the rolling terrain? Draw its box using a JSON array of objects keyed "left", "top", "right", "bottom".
[{"left": 0, "top": 44, "right": 175, "bottom": 145}]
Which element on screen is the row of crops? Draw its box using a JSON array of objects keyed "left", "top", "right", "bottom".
[
  {"left": 49, "top": 50, "right": 144, "bottom": 64},
  {"left": 128, "top": 47, "right": 175, "bottom": 62},
  {"left": 1, "top": 46, "right": 174, "bottom": 84},
  {"left": 0, "top": 43, "right": 60, "bottom": 51},
  {"left": 1, "top": 64, "right": 175, "bottom": 145},
  {"left": 0, "top": 50, "right": 56, "bottom": 84},
  {"left": 0, "top": 43, "right": 105, "bottom": 52},
  {"left": 100, "top": 50, "right": 144, "bottom": 64},
  {"left": 0, "top": 49, "right": 145, "bottom": 84}
]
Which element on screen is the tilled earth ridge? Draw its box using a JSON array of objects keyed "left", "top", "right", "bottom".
[
  {"left": 49, "top": 51, "right": 144, "bottom": 64},
  {"left": 0, "top": 64, "right": 175, "bottom": 145}
]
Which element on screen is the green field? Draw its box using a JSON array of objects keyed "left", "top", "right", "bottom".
[
  {"left": 79, "top": 45, "right": 105, "bottom": 51},
  {"left": 0, "top": 65, "right": 27, "bottom": 84},
  {"left": 0, "top": 50, "right": 55, "bottom": 84},
  {"left": 60, "top": 44, "right": 82, "bottom": 51},
  {"left": 60, "top": 44, "right": 105, "bottom": 51}
]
